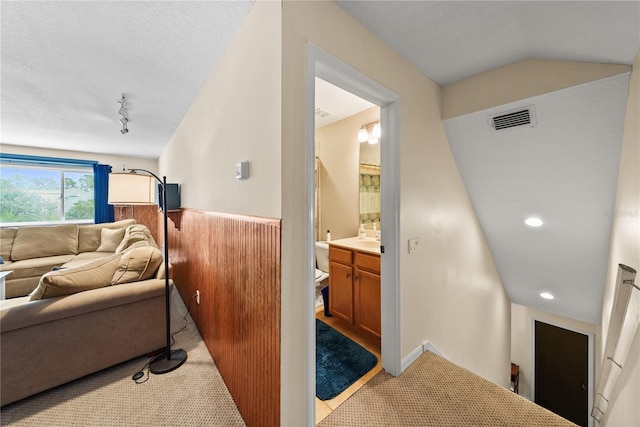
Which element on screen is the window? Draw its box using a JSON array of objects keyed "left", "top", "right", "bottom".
[{"left": 0, "top": 154, "right": 96, "bottom": 226}]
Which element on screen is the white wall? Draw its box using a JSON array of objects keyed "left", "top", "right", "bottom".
[
  {"left": 0, "top": 143, "right": 158, "bottom": 174},
  {"left": 599, "top": 52, "right": 640, "bottom": 427},
  {"left": 281, "top": 1, "right": 510, "bottom": 424},
  {"left": 511, "top": 303, "right": 597, "bottom": 401},
  {"left": 159, "top": 1, "right": 281, "bottom": 218}
]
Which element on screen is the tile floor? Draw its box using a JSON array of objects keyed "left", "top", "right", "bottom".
[{"left": 315, "top": 308, "right": 382, "bottom": 425}]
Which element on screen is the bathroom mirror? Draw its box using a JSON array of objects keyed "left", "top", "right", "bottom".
[{"left": 359, "top": 141, "right": 380, "bottom": 229}]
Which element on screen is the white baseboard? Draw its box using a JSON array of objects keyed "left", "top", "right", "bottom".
[
  {"left": 401, "top": 345, "right": 423, "bottom": 372},
  {"left": 422, "top": 340, "right": 445, "bottom": 358},
  {"left": 401, "top": 340, "right": 447, "bottom": 372}
]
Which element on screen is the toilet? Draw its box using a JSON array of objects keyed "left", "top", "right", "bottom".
[{"left": 315, "top": 241, "right": 330, "bottom": 308}]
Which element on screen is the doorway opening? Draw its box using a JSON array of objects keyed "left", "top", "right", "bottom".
[
  {"left": 306, "top": 43, "right": 401, "bottom": 426},
  {"left": 313, "top": 78, "right": 381, "bottom": 422}
]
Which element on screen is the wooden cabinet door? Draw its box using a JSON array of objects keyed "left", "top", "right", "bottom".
[
  {"left": 354, "top": 268, "right": 381, "bottom": 340},
  {"left": 329, "top": 261, "right": 353, "bottom": 324}
]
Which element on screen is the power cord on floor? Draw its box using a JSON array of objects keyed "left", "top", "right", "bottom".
[{"left": 132, "top": 292, "right": 197, "bottom": 384}]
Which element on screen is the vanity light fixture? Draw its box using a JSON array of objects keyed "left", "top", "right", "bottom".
[
  {"left": 540, "top": 292, "right": 554, "bottom": 300},
  {"left": 357, "top": 127, "right": 368, "bottom": 143},
  {"left": 525, "top": 217, "right": 543, "bottom": 227},
  {"left": 372, "top": 122, "right": 381, "bottom": 138},
  {"left": 357, "top": 120, "right": 381, "bottom": 144}
]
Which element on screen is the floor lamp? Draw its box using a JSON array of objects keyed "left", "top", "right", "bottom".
[{"left": 108, "top": 169, "right": 187, "bottom": 374}]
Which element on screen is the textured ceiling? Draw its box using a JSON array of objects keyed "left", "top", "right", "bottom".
[
  {"left": 336, "top": 1, "right": 640, "bottom": 86},
  {"left": 1, "top": 1, "right": 254, "bottom": 158},
  {"left": 444, "top": 74, "right": 630, "bottom": 323}
]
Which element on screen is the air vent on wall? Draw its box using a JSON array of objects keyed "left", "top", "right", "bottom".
[{"left": 488, "top": 105, "right": 536, "bottom": 131}]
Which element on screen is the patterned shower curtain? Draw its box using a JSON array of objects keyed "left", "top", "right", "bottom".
[{"left": 359, "top": 163, "right": 380, "bottom": 226}]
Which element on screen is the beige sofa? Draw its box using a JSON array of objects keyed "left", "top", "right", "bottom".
[
  {"left": 0, "top": 219, "right": 143, "bottom": 298},
  {"left": 0, "top": 221, "right": 171, "bottom": 406}
]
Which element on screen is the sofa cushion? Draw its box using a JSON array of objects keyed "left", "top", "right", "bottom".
[
  {"left": 112, "top": 245, "right": 163, "bottom": 285},
  {"left": 115, "top": 224, "right": 157, "bottom": 253},
  {"left": 1, "top": 228, "right": 17, "bottom": 259},
  {"left": 11, "top": 224, "right": 79, "bottom": 261},
  {"left": 96, "top": 227, "right": 126, "bottom": 252},
  {"left": 77, "top": 219, "right": 136, "bottom": 253},
  {"left": 29, "top": 253, "right": 122, "bottom": 300},
  {"left": 61, "top": 251, "right": 114, "bottom": 269},
  {"left": 1, "top": 255, "right": 76, "bottom": 279}
]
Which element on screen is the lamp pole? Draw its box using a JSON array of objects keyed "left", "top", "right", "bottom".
[{"left": 128, "top": 169, "right": 186, "bottom": 374}]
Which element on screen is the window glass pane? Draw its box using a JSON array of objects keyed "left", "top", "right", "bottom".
[
  {"left": 0, "top": 164, "right": 94, "bottom": 224},
  {"left": 64, "top": 171, "right": 94, "bottom": 220}
]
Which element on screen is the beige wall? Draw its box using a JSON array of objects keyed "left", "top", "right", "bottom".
[
  {"left": 316, "top": 107, "right": 379, "bottom": 240},
  {"left": 442, "top": 59, "right": 631, "bottom": 120},
  {"left": 511, "top": 303, "right": 597, "bottom": 401},
  {"left": 599, "top": 52, "right": 640, "bottom": 427},
  {"left": 281, "top": 1, "right": 510, "bottom": 424},
  {"left": 159, "top": 1, "right": 281, "bottom": 218},
  {"left": 0, "top": 143, "right": 158, "bottom": 173}
]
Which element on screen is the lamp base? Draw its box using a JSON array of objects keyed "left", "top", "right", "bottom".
[{"left": 149, "top": 348, "right": 187, "bottom": 374}]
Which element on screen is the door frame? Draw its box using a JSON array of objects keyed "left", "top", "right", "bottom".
[
  {"left": 531, "top": 317, "right": 594, "bottom": 427},
  {"left": 306, "top": 43, "right": 401, "bottom": 425}
]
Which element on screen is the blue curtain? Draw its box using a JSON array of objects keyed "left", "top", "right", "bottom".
[{"left": 93, "top": 164, "right": 114, "bottom": 223}]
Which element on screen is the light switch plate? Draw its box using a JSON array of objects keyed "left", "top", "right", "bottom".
[
  {"left": 408, "top": 238, "right": 419, "bottom": 254},
  {"left": 235, "top": 161, "right": 249, "bottom": 180}
]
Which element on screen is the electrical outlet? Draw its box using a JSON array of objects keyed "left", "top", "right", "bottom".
[
  {"left": 196, "top": 290, "right": 200, "bottom": 304},
  {"left": 408, "top": 238, "right": 419, "bottom": 254}
]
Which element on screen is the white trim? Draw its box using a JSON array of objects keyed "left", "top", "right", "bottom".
[
  {"left": 401, "top": 341, "right": 447, "bottom": 371},
  {"left": 401, "top": 345, "right": 423, "bottom": 371},
  {"left": 305, "top": 45, "right": 317, "bottom": 427},
  {"left": 422, "top": 340, "right": 446, "bottom": 359},
  {"left": 306, "top": 42, "right": 402, "bottom": 426},
  {"left": 531, "top": 318, "right": 595, "bottom": 427}
]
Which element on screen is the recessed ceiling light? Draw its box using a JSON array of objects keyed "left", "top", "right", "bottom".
[
  {"left": 525, "top": 217, "right": 543, "bottom": 227},
  {"left": 540, "top": 292, "right": 554, "bottom": 300}
]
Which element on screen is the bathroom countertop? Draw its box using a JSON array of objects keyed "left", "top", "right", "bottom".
[{"left": 328, "top": 237, "right": 381, "bottom": 255}]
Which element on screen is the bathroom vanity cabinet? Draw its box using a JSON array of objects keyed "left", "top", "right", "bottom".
[{"left": 328, "top": 244, "right": 381, "bottom": 342}]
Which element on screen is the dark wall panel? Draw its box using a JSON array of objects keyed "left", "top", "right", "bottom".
[{"left": 166, "top": 208, "right": 281, "bottom": 427}]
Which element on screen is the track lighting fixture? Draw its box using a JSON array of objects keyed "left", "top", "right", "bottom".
[{"left": 118, "top": 94, "right": 129, "bottom": 134}]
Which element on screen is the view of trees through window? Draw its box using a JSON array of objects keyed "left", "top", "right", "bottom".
[{"left": 0, "top": 165, "right": 94, "bottom": 224}]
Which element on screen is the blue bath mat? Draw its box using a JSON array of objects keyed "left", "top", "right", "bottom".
[{"left": 316, "top": 319, "right": 378, "bottom": 400}]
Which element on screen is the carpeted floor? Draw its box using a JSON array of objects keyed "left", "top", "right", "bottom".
[
  {"left": 318, "top": 351, "right": 578, "bottom": 427},
  {"left": 0, "top": 291, "right": 245, "bottom": 426}
]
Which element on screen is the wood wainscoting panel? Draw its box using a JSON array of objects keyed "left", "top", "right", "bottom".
[
  {"left": 113, "top": 204, "right": 159, "bottom": 242},
  {"left": 166, "top": 208, "right": 281, "bottom": 427}
]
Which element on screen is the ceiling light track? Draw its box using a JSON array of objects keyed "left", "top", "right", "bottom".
[{"left": 118, "top": 94, "right": 129, "bottom": 134}]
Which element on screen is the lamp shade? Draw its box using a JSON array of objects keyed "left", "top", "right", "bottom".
[{"left": 108, "top": 173, "right": 156, "bottom": 205}]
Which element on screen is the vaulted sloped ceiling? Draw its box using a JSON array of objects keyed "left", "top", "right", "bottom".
[{"left": 443, "top": 74, "right": 630, "bottom": 323}]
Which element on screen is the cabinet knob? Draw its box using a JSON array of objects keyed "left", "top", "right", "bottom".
[{"left": 346, "top": 273, "right": 351, "bottom": 279}]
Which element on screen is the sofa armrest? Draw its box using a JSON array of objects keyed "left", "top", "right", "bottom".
[{"left": 0, "top": 279, "right": 170, "bottom": 333}]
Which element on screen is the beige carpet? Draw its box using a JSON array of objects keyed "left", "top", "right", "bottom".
[
  {"left": 1, "top": 291, "right": 245, "bottom": 426},
  {"left": 319, "top": 351, "right": 577, "bottom": 427}
]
